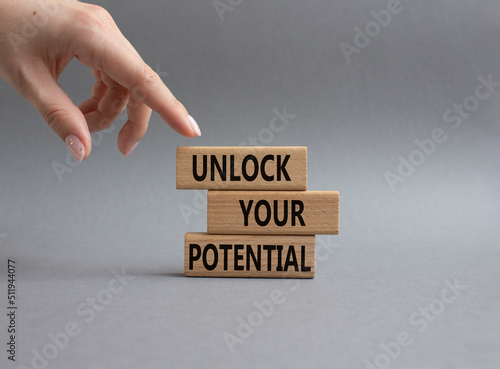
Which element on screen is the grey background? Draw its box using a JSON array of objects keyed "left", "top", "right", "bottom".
[{"left": 1, "top": 0, "right": 499, "bottom": 368}]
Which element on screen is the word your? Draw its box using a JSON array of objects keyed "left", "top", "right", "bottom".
[{"left": 239, "top": 199, "right": 305, "bottom": 227}]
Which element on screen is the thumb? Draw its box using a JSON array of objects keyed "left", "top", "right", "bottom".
[{"left": 27, "top": 72, "right": 91, "bottom": 162}]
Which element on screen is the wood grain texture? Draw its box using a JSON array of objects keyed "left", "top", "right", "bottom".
[
  {"left": 176, "top": 146, "right": 307, "bottom": 190},
  {"left": 207, "top": 191, "right": 339, "bottom": 235},
  {"left": 185, "top": 233, "right": 315, "bottom": 278}
]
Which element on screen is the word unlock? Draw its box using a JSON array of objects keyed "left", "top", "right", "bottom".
[
  {"left": 193, "top": 154, "right": 291, "bottom": 182},
  {"left": 177, "top": 147, "right": 307, "bottom": 190}
]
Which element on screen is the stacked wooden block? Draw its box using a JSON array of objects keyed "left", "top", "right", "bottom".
[{"left": 176, "top": 146, "right": 339, "bottom": 278}]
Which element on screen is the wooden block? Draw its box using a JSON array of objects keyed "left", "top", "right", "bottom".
[
  {"left": 185, "top": 233, "right": 315, "bottom": 278},
  {"left": 176, "top": 146, "right": 307, "bottom": 190},
  {"left": 207, "top": 191, "right": 339, "bottom": 235}
]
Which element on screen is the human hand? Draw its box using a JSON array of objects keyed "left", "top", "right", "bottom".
[{"left": 0, "top": 0, "right": 201, "bottom": 161}]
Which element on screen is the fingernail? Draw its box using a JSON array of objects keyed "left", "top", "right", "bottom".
[
  {"left": 65, "top": 134, "right": 85, "bottom": 162},
  {"left": 188, "top": 115, "right": 201, "bottom": 136},
  {"left": 124, "top": 142, "right": 138, "bottom": 158}
]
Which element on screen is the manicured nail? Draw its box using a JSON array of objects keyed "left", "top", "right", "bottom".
[
  {"left": 65, "top": 134, "right": 85, "bottom": 162},
  {"left": 188, "top": 115, "right": 201, "bottom": 136},
  {"left": 124, "top": 142, "right": 138, "bottom": 158}
]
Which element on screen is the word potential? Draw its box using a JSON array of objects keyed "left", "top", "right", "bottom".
[{"left": 185, "top": 233, "right": 315, "bottom": 278}]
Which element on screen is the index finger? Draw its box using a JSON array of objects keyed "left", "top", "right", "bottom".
[{"left": 76, "top": 32, "right": 201, "bottom": 137}]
